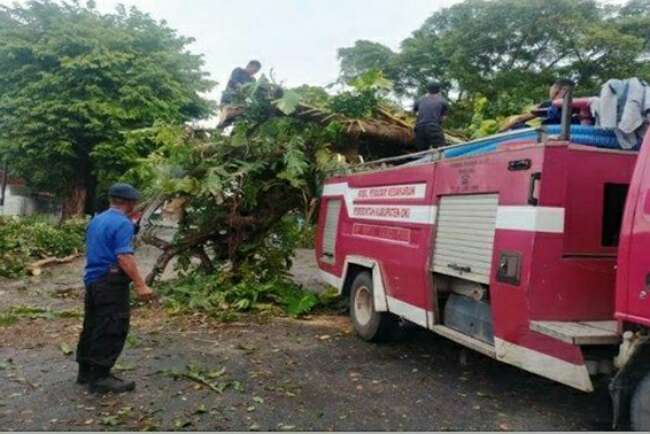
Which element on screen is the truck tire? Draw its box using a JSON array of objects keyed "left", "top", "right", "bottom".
[
  {"left": 631, "top": 372, "right": 650, "bottom": 431},
  {"left": 349, "top": 271, "right": 395, "bottom": 342}
]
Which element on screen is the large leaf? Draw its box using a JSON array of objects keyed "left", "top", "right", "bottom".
[{"left": 273, "top": 90, "right": 301, "bottom": 115}]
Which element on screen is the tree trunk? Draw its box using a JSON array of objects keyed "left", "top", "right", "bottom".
[
  {"left": 61, "top": 183, "right": 87, "bottom": 221},
  {"left": 60, "top": 153, "right": 95, "bottom": 220},
  {"left": 83, "top": 172, "right": 98, "bottom": 216}
]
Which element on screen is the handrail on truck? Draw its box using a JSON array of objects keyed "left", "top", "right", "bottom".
[{"left": 335, "top": 86, "right": 577, "bottom": 175}]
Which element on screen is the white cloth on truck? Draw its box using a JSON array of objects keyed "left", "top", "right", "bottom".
[
  {"left": 592, "top": 77, "right": 650, "bottom": 149},
  {"left": 595, "top": 79, "right": 624, "bottom": 129},
  {"left": 620, "top": 78, "right": 649, "bottom": 133}
]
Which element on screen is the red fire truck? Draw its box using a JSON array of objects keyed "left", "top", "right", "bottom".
[{"left": 315, "top": 100, "right": 650, "bottom": 429}]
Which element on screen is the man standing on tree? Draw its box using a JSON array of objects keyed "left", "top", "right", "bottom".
[
  {"left": 413, "top": 81, "right": 449, "bottom": 150},
  {"left": 499, "top": 78, "right": 576, "bottom": 132},
  {"left": 220, "top": 60, "right": 262, "bottom": 104},
  {"left": 76, "top": 183, "right": 156, "bottom": 394}
]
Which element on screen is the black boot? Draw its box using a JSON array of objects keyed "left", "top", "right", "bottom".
[
  {"left": 88, "top": 366, "right": 135, "bottom": 394},
  {"left": 76, "top": 363, "right": 92, "bottom": 385}
]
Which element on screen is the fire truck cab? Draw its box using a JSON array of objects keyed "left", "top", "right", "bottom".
[{"left": 316, "top": 116, "right": 650, "bottom": 429}]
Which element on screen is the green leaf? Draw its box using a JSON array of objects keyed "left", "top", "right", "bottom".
[
  {"left": 173, "top": 418, "right": 192, "bottom": 429},
  {"left": 100, "top": 416, "right": 119, "bottom": 427},
  {"left": 59, "top": 343, "right": 73, "bottom": 356},
  {"left": 273, "top": 90, "right": 301, "bottom": 115},
  {"left": 0, "top": 314, "right": 17, "bottom": 327},
  {"left": 207, "top": 367, "right": 226, "bottom": 378},
  {"left": 285, "top": 293, "right": 319, "bottom": 317},
  {"left": 114, "top": 362, "right": 135, "bottom": 371}
]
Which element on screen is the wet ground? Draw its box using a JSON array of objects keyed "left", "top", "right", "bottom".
[{"left": 0, "top": 248, "right": 613, "bottom": 431}]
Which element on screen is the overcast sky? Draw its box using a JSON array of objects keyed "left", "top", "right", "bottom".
[
  {"left": 85, "top": 0, "right": 459, "bottom": 98},
  {"left": 0, "top": 0, "right": 463, "bottom": 100}
]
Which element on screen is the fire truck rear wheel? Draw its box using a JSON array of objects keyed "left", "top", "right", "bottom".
[
  {"left": 349, "top": 271, "right": 396, "bottom": 342},
  {"left": 631, "top": 372, "right": 650, "bottom": 431}
]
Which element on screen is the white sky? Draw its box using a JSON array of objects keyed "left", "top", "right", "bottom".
[
  {"left": 1, "top": 0, "right": 628, "bottom": 113},
  {"left": 94, "top": 0, "right": 460, "bottom": 99},
  {"left": 1, "top": 0, "right": 462, "bottom": 100}
]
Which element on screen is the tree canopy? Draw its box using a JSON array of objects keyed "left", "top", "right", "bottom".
[
  {"left": 0, "top": 0, "right": 215, "bottom": 216},
  {"left": 337, "top": 0, "right": 650, "bottom": 126}
]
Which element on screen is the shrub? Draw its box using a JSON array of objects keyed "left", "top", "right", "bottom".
[{"left": 0, "top": 216, "right": 86, "bottom": 278}]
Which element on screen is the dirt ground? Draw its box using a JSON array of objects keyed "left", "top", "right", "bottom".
[{"left": 0, "top": 247, "right": 613, "bottom": 431}]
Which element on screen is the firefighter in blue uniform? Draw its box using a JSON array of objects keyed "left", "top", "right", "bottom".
[{"left": 76, "top": 183, "right": 156, "bottom": 394}]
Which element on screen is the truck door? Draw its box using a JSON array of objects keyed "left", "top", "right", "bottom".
[{"left": 618, "top": 130, "right": 650, "bottom": 325}]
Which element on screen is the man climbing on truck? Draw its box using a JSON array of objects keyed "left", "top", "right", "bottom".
[{"left": 413, "top": 81, "right": 449, "bottom": 150}]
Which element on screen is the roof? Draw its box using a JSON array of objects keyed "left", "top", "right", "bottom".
[{"left": 0, "top": 170, "right": 26, "bottom": 187}]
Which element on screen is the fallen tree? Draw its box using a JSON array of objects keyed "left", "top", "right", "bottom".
[
  {"left": 220, "top": 74, "right": 464, "bottom": 158},
  {"left": 0, "top": 216, "right": 86, "bottom": 278},
  {"left": 135, "top": 71, "right": 462, "bottom": 287}
]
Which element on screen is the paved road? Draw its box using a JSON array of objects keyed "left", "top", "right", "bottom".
[{"left": 0, "top": 248, "right": 613, "bottom": 431}]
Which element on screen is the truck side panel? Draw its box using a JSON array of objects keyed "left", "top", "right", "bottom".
[
  {"left": 318, "top": 142, "right": 638, "bottom": 392},
  {"left": 317, "top": 165, "right": 436, "bottom": 315},
  {"left": 617, "top": 129, "right": 650, "bottom": 327}
]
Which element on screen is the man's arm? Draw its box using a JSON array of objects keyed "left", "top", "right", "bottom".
[
  {"left": 117, "top": 254, "right": 155, "bottom": 301},
  {"left": 498, "top": 112, "right": 536, "bottom": 133},
  {"left": 113, "top": 220, "right": 155, "bottom": 301}
]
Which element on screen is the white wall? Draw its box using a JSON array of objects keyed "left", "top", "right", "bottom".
[{"left": 0, "top": 185, "right": 59, "bottom": 217}]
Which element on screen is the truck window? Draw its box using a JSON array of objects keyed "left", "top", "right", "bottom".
[{"left": 602, "top": 183, "right": 629, "bottom": 247}]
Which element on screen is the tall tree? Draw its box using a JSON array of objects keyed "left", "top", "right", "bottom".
[
  {"left": 337, "top": 0, "right": 650, "bottom": 125},
  {"left": 337, "top": 40, "right": 397, "bottom": 83},
  {"left": 0, "top": 0, "right": 215, "bottom": 217}
]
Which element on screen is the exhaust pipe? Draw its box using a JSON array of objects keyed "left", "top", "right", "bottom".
[{"left": 559, "top": 84, "right": 574, "bottom": 141}]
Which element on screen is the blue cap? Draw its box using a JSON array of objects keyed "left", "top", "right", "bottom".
[{"left": 108, "top": 183, "right": 141, "bottom": 201}]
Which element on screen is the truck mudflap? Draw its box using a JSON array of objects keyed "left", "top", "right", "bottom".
[{"left": 495, "top": 338, "right": 594, "bottom": 392}]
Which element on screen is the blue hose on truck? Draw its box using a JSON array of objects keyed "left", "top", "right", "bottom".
[{"left": 442, "top": 125, "right": 639, "bottom": 159}]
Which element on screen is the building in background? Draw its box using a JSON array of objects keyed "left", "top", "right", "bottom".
[{"left": 0, "top": 169, "right": 60, "bottom": 217}]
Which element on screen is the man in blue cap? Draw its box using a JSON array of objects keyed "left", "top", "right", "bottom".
[{"left": 76, "top": 182, "right": 156, "bottom": 394}]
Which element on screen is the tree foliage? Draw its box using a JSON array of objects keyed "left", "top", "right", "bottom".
[
  {"left": 337, "top": 0, "right": 650, "bottom": 128},
  {"left": 135, "top": 73, "right": 421, "bottom": 285},
  {"left": 338, "top": 40, "right": 398, "bottom": 84},
  {"left": 0, "top": 0, "right": 215, "bottom": 217}
]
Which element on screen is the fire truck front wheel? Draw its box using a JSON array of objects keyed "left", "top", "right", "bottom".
[
  {"left": 349, "top": 272, "right": 396, "bottom": 342},
  {"left": 631, "top": 371, "right": 650, "bottom": 430}
]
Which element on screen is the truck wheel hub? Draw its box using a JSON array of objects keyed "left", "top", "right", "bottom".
[{"left": 354, "top": 286, "right": 373, "bottom": 325}]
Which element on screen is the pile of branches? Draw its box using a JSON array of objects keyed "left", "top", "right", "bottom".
[
  {"left": 222, "top": 70, "right": 464, "bottom": 160},
  {"left": 134, "top": 116, "right": 341, "bottom": 285},
  {"left": 0, "top": 216, "right": 86, "bottom": 278},
  {"left": 136, "top": 71, "right": 461, "bottom": 285}
]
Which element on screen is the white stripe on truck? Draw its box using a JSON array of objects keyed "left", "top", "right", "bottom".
[
  {"left": 322, "top": 183, "right": 565, "bottom": 232},
  {"left": 495, "top": 206, "right": 565, "bottom": 233},
  {"left": 322, "top": 182, "right": 436, "bottom": 225}
]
